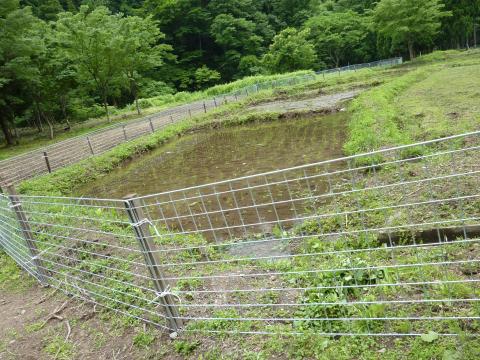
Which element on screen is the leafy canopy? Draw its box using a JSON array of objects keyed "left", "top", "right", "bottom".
[
  {"left": 262, "top": 28, "right": 317, "bottom": 73},
  {"left": 373, "top": 0, "right": 451, "bottom": 59}
]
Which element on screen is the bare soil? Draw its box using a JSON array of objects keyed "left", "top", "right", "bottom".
[{"left": 248, "top": 90, "right": 361, "bottom": 113}]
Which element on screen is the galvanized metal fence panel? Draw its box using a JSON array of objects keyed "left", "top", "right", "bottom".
[{"left": 0, "top": 130, "right": 478, "bottom": 337}]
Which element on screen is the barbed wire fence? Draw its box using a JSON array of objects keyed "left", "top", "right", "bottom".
[
  {"left": 0, "top": 57, "right": 402, "bottom": 187},
  {"left": 0, "top": 129, "right": 478, "bottom": 337}
]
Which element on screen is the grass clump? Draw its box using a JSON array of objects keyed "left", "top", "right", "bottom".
[
  {"left": 0, "top": 251, "right": 35, "bottom": 292},
  {"left": 343, "top": 68, "right": 433, "bottom": 156},
  {"left": 43, "top": 335, "right": 74, "bottom": 360},
  {"left": 133, "top": 330, "right": 156, "bottom": 348}
]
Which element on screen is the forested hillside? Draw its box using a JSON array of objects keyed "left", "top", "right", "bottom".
[{"left": 1, "top": 0, "right": 479, "bottom": 145}]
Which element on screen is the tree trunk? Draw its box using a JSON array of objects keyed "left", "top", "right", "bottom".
[
  {"left": 39, "top": 107, "right": 54, "bottom": 140},
  {"left": 60, "top": 95, "right": 71, "bottom": 128},
  {"left": 133, "top": 85, "right": 141, "bottom": 115},
  {"left": 135, "top": 97, "right": 141, "bottom": 115},
  {"left": 12, "top": 126, "right": 19, "bottom": 145},
  {"left": 408, "top": 40, "right": 415, "bottom": 60},
  {"left": 34, "top": 104, "right": 44, "bottom": 133},
  {"left": 0, "top": 117, "right": 14, "bottom": 146},
  {"left": 474, "top": 20, "right": 477, "bottom": 48},
  {"left": 103, "top": 90, "right": 110, "bottom": 123},
  {"left": 46, "top": 117, "right": 54, "bottom": 140}
]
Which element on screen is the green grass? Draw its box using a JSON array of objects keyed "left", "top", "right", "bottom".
[
  {"left": 43, "top": 335, "right": 74, "bottom": 360},
  {"left": 343, "top": 68, "right": 432, "bottom": 155},
  {"left": 0, "top": 251, "right": 35, "bottom": 292},
  {"left": 395, "top": 63, "right": 480, "bottom": 140},
  {"left": 343, "top": 49, "right": 480, "bottom": 156}
]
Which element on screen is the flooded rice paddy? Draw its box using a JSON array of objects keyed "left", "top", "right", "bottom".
[{"left": 78, "top": 113, "right": 348, "bottom": 242}]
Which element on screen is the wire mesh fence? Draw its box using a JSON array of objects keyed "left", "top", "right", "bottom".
[
  {"left": 0, "top": 57, "right": 402, "bottom": 186},
  {"left": 316, "top": 57, "right": 403, "bottom": 76},
  {"left": 0, "top": 130, "right": 479, "bottom": 337}
]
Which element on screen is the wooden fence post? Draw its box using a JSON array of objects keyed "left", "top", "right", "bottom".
[
  {"left": 86, "top": 137, "right": 95, "bottom": 155},
  {"left": 43, "top": 151, "right": 52, "bottom": 173},
  {"left": 123, "top": 194, "right": 183, "bottom": 333},
  {"left": 149, "top": 118, "right": 155, "bottom": 133},
  {"left": 203, "top": 102, "right": 207, "bottom": 113},
  {"left": 6, "top": 185, "right": 49, "bottom": 286},
  {"left": 122, "top": 126, "right": 128, "bottom": 141}
]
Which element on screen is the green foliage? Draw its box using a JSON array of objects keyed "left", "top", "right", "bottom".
[
  {"left": 132, "top": 330, "right": 155, "bottom": 348},
  {"left": 306, "top": 10, "right": 372, "bottom": 68},
  {"left": 43, "top": 335, "right": 74, "bottom": 360},
  {"left": 420, "top": 331, "right": 439, "bottom": 343},
  {"left": 343, "top": 68, "right": 431, "bottom": 155},
  {"left": 174, "top": 340, "right": 200, "bottom": 355},
  {"left": 373, "top": 0, "right": 452, "bottom": 59},
  {"left": 0, "top": 0, "right": 44, "bottom": 145},
  {"left": 194, "top": 65, "right": 221, "bottom": 90},
  {"left": 0, "top": 251, "right": 35, "bottom": 291},
  {"left": 2, "top": 0, "right": 478, "bottom": 148},
  {"left": 262, "top": 28, "right": 317, "bottom": 73}
]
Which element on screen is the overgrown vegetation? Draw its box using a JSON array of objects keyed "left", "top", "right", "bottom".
[
  {"left": 344, "top": 49, "right": 480, "bottom": 155},
  {"left": 1, "top": 49, "right": 480, "bottom": 359},
  {"left": 1, "top": 0, "right": 479, "bottom": 148}
]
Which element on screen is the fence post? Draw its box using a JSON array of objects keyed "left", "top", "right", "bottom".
[
  {"left": 149, "top": 118, "right": 155, "bottom": 133},
  {"left": 203, "top": 102, "right": 207, "bottom": 113},
  {"left": 86, "top": 137, "right": 95, "bottom": 155},
  {"left": 43, "top": 151, "right": 52, "bottom": 173},
  {"left": 123, "top": 194, "right": 183, "bottom": 333},
  {"left": 122, "top": 126, "right": 128, "bottom": 141},
  {"left": 213, "top": 98, "right": 217, "bottom": 107},
  {"left": 6, "top": 184, "right": 49, "bottom": 286}
]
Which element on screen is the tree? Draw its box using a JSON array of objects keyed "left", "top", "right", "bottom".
[
  {"left": 262, "top": 28, "right": 317, "bottom": 73},
  {"left": 306, "top": 10, "right": 372, "bottom": 68},
  {"left": 0, "top": 0, "right": 43, "bottom": 145},
  {"left": 438, "top": 0, "right": 480, "bottom": 49},
  {"left": 118, "top": 15, "right": 172, "bottom": 114},
  {"left": 209, "top": 1, "right": 274, "bottom": 80},
  {"left": 56, "top": 5, "right": 124, "bottom": 121},
  {"left": 142, "top": 0, "right": 213, "bottom": 90},
  {"left": 266, "top": 0, "right": 315, "bottom": 27},
  {"left": 373, "top": 0, "right": 451, "bottom": 59},
  {"left": 194, "top": 65, "right": 220, "bottom": 89}
]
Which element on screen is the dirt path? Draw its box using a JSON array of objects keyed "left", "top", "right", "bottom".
[
  {"left": 249, "top": 90, "right": 361, "bottom": 113},
  {"left": 0, "top": 279, "right": 175, "bottom": 360}
]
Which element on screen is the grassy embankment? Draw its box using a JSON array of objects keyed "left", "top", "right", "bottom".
[
  {"left": 0, "top": 70, "right": 314, "bottom": 161},
  {"left": 1, "top": 49, "right": 480, "bottom": 359}
]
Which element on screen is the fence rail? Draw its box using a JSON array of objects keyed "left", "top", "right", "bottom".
[
  {"left": 0, "top": 129, "right": 478, "bottom": 337},
  {"left": 0, "top": 57, "right": 402, "bottom": 186}
]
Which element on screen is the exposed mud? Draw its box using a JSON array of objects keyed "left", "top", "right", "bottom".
[{"left": 248, "top": 90, "right": 361, "bottom": 113}]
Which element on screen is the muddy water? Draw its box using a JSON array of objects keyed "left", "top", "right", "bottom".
[
  {"left": 79, "top": 113, "right": 348, "bottom": 242},
  {"left": 79, "top": 113, "right": 347, "bottom": 199}
]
